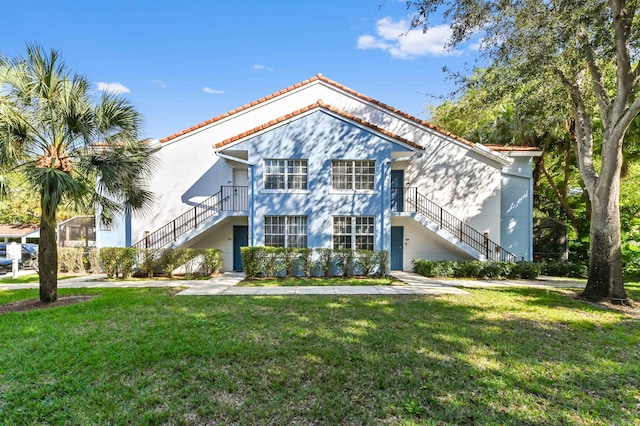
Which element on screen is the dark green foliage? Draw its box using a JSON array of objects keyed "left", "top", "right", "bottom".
[
  {"left": 511, "top": 262, "right": 542, "bottom": 279},
  {"left": 241, "top": 246, "right": 263, "bottom": 278},
  {"left": 356, "top": 250, "right": 377, "bottom": 276},
  {"left": 277, "top": 248, "right": 297, "bottom": 277},
  {"left": 57, "top": 247, "right": 85, "bottom": 273},
  {"left": 99, "top": 247, "right": 222, "bottom": 279},
  {"left": 98, "top": 247, "right": 120, "bottom": 279},
  {"left": 412, "top": 260, "right": 455, "bottom": 277},
  {"left": 453, "top": 261, "right": 483, "bottom": 278},
  {"left": 376, "top": 250, "right": 389, "bottom": 277},
  {"left": 413, "top": 259, "right": 541, "bottom": 279},
  {"left": 540, "top": 261, "right": 588, "bottom": 278},
  {"left": 199, "top": 248, "right": 222, "bottom": 277},
  {"left": 317, "top": 248, "right": 333, "bottom": 278},
  {"left": 139, "top": 248, "right": 162, "bottom": 278},
  {"left": 334, "top": 249, "right": 354, "bottom": 278},
  {"left": 239, "top": 247, "right": 387, "bottom": 278},
  {"left": 299, "top": 248, "right": 313, "bottom": 278}
]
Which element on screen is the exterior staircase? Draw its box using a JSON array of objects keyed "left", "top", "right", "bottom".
[
  {"left": 393, "top": 187, "right": 518, "bottom": 262},
  {"left": 132, "top": 186, "right": 248, "bottom": 250}
]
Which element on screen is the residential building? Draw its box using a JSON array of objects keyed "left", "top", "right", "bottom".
[{"left": 96, "top": 74, "right": 541, "bottom": 271}]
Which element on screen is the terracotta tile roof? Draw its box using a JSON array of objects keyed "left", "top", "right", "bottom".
[
  {"left": 215, "top": 100, "right": 425, "bottom": 151},
  {"left": 484, "top": 144, "right": 543, "bottom": 153},
  {"left": 159, "top": 73, "right": 476, "bottom": 146}
]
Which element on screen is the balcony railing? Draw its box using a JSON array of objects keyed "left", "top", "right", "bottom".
[
  {"left": 132, "top": 186, "right": 248, "bottom": 250},
  {"left": 392, "top": 187, "right": 517, "bottom": 262}
]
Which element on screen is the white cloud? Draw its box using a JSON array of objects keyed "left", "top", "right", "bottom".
[
  {"left": 151, "top": 79, "right": 168, "bottom": 88},
  {"left": 356, "top": 17, "right": 459, "bottom": 59},
  {"left": 203, "top": 87, "right": 225, "bottom": 95},
  {"left": 96, "top": 82, "right": 130, "bottom": 94},
  {"left": 253, "top": 64, "right": 274, "bottom": 72}
]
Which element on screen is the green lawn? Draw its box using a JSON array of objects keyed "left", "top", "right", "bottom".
[
  {"left": 238, "top": 277, "right": 400, "bottom": 286},
  {"left": 0, "top": 273, "right": 78, "bottom": 284},
  {"left": 0, "top": 285, "right": 638, "bottom": 425}
]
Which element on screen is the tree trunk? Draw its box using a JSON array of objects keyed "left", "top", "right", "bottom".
[
  {"left": 581, "top": 168, "right": 628, "bottom": 302},
  {"left": 39, "top": 202, "right": 58, "bottom": 303}
]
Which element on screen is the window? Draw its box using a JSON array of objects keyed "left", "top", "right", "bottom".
[
  {"left": 333, "top": 216, "right": 374, "bottom": 250},
  {"left": 265, "top": 216, "right": 308, "bottom": 248},
  {"left": 264, "top": 159, "right": 307, "bottom": 190},
  {"left": 332, "top": 160, "right": 375, "bottom": 190}
]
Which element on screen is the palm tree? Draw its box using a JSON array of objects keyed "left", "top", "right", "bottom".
[{"left": 0, "top": 45, "right": 155, "bottom": 302}]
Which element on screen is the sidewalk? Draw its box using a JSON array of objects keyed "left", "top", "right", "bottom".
[{"left": 0, "top": 271, "right": 586, "bottom": 295}]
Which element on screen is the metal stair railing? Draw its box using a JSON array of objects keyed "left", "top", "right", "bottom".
[
  {"left": 132, "top": 186, "right": 248, "bottom": 250},
  {"left": 394, "top": 187, "right": 518, "bottom": 262}
]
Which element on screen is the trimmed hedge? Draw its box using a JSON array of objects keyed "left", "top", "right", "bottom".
[
  {"left": 98, "top": 247, "right": 222, "bottom": 279},
  {"left": 240, "top": 247, "right": 388, "bottom": 278},
  {"left": 540, "top": 261, "right": 588, "bottom": 278},
  {"left": 58, "top": 247, "right": 99, "bottom": 274},
  {"left": 412, "top": 259, "right": 541, "bottom": 279}
]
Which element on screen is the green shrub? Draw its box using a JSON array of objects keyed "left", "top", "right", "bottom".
[
  {"left": 99, "top": 247, "right": 120, "bottom": 279},
  {"left": 541, "top": 261, "right": 588, "bottom": 278},
  {"left": 317, "top": 248, "right": 333, "bottom": 278},
  {"left": 84, "top": 247, "right": 99, "bottom": 273},
  {"left": 240, "top": 247, "right": 262, "bottom": 278},
  {"left": 280, "top": 248, "right": 297, "bottom": 277},
  {"left": 334, "top": 249, "right": 354, "bottom": 277},
  {"left": 453, "top": 261, "right": 483, "bottom": 278},
  {"left": 512, "top": 262, "right": 541, "bottom": 279},
  {"left": 263, "top": 247, "right": 281, "bottom": 277},
  {"left": 299, "top": 248, "right": 313, "bottom": 278},
  {"left": 139, "top": 248, "right": 161, "bottom": 278},
  {"left": 58, "top": 247, "right": 85, "bottom": 273},
  {"left": 412, "top": 260, "right": 454, "bottom": 277},
  {"left": 377, "top": 250, "right": 389, "bottom": 277},
  {"left": 118, "top": 247, "right": 137, "bottom": 279},
  {"left": 414, "top": 259, "right": 540, "bottom": 279},
  {"left": 356, "top": 250, "right": 377, "bottom": 276},
  {"left": 200, "top": 248, "right": 222, "bottom": 276},
  {"left": 159, "top": 248, "right": 179, "bottom": 278}
]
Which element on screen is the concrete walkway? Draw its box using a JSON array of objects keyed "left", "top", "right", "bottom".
[{"left": 0, "top": 271, "right": 585, "bottom": 295}]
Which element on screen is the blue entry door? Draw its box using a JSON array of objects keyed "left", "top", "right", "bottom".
[
  {"left": 233, "top": 226, "right": 249, "bottom": 271},
  {"left": 390, "top": 226, "right": 404, "bottom": 270},
  {"left": 391, "top": 170, "right": 404, "bottom": 212}
]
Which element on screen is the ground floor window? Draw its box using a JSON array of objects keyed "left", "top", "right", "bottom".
[
  {"left": 264, "top": 216, "right": 308, "bottom": 248},
  {"left": 333, "top": 216, "right": 375, "bottom": 250}
]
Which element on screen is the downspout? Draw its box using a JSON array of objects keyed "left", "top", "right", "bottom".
[
  {"left": 528, "top": 160, "right": 534, "bottom": 261},
  {"left": 214, "top": 150, "right": 256, "bottom": 246},
  {"left": 381, "top": 159, "right": 389, "bottom": 251}
]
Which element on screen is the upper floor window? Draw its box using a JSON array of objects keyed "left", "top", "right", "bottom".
[
  {"left": 332, "top": 160, "right": 375, "bottom": 191},
  {"left": 265, "top": 216, "right": 308, "bottom": 248},
  {"left": 264, "top": 159, "right": 308, "bottom": 190},
  {"left": 333, "top": 216, "right": 375, "bottom": 251}
]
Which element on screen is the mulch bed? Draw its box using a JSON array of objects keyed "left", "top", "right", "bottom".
[{"left": 0, "top": 295, "right": 95, "bottom": 314}]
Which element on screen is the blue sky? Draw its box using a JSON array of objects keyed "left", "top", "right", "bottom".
[{"left": 2, "top": 0, "right": 480, "bottom": 140}]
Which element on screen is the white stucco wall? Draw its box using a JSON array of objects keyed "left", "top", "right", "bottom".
[
  {"left": 500, "top": 156, "right": 536, "bottom": 261},
  {"left": 184, "top": 217, "right": 248, "bottom": 272},
  {"left": 96, "top": 78, "right": 530, "bottom": 267},
  {"left": 391, "top": 216, "right": 475, "bottom": 270}
]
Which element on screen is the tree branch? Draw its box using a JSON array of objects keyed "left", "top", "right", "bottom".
[
  {"left": 540, "top": 156, "right": 578, "bottom": 227},
  {"left": 611, "top": 0, "right": 634, "bottom": 119},
  {"left": 581, "top": 32, "right": 611, "bottom": 123},
  {"left": 555, "top": 68, "right": 598, "bottom": 194}
]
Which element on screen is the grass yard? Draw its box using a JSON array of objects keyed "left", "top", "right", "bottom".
[
  {"left": 238, "top": 277, "right": 400, "bottom": 287},
  {"left": 0, "top": 273, "right": 77, "bottom": 284},
  {"left": 0, "top": 285, "right": 638, "bottom": 425}
]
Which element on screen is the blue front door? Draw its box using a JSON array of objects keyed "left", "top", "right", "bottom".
[
  {"left": 391, "top": 226, "right": 404, "bottom": 270},
  {"left": 233, "top": 226, "right": 249, "bottom": 271},
  {"left": 391, "top": 170, "right": 404, "bottom": 212}
]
